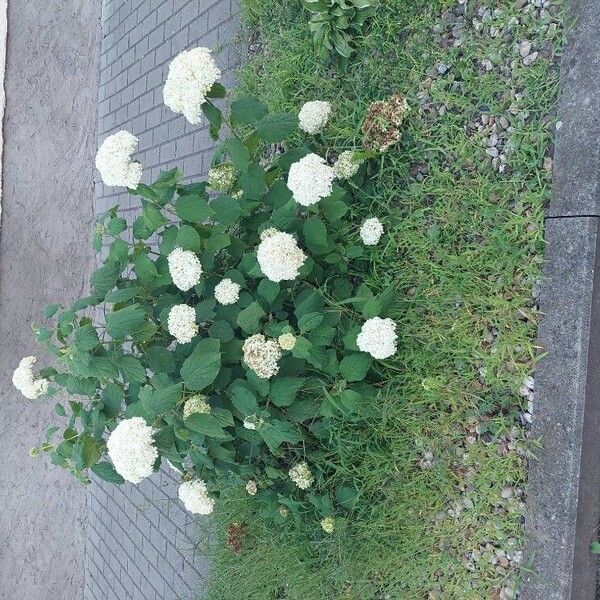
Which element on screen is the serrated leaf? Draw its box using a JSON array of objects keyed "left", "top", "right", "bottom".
[
  {"left": 118, "top": 356, "right": 147, "bottom": 383},
  {"left": 239, "top": 163, "right": 267, "bottom": 200},
  {"left": 270, "top": 377, "right": 305, "bottom": 407},
  {"left": 44, "top": 303, "right": 61, "bottom": 319},
  {"left": 257, "top": 279, "right": 280, "bottom": 304},
  {"left": 174, "top": 194, "right": 215, "bottom": 223},
  {"left": 202, "top": 102, "right": 223, "bottom": 139},
  {"left": 212, "top": 195, "right": 242, "bottom": 226},
  {"left": 106, "top": 304, "right": 147, "bottom": 339},
  {"left": 236, "top": 301, "right": 265, "bottom": 334},
  {"left": 175, "top": 224, "right": 202, "bottom": 252},
  {"left": 339, "top": 352, "right": 372, "bottom": 382},
  {"left": 230, "top": 95, "right": 268, "bottom": 125},
  {"left": 298, "top": 312, "right": 324, "bottom": 333},
  {"left": 144, "top": 346, "right": 175, "bottom": 373},
  {"left": 91, "top": 263, "right": 120, "bottom": 298},
  {"left": 226, "top": 137, "right": 251, "bottom": 173},
  {"left": 186, "top": 413, "right": 229, "bottom": 438},
  {"left": 180, "top": 338, "right": 221, "bottom": 391},
  {"left": 209, "top": 320, "right": 235, "bottom": 342},
  {"left": 255, "top": 112, "right": 298, "bottom": 142},
  {"left": 230, "top": 385, "right": 259, "bottom": 415},
  {"left": 101, "top": 383, "right": 123, "bottom": 418},
  {"left": 134, "top": 254, "right": 158, "bottom": 283},
  {"left": 303, "top": 217, "right": 329, "bottom": 255},
  {"left": 91, "top": 461, "right": 125, "bottom": 484}
]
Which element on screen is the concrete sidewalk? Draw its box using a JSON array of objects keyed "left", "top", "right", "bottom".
[{"left": 0, "top": 1, "right": 100, "bottom": 598}]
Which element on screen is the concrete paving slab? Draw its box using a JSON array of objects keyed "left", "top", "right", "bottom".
[
  {"left": 547, "top": 0, "right": 600, "bottom": 218},
  {"left": 0, "top": 1, "right": 100, "bottom": 598},
  {"left": 522, "top": 216, "right": 600, "bottom": 599}
]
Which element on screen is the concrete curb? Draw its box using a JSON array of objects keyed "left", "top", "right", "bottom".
[{"left": 521, "top": 0, "right": 600, "bottom": 598}]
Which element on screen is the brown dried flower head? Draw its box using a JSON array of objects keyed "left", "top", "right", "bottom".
[
  {"left": 227, "top": 521, "right": 248, "bottom": 555},
  {"left": 362, "top": 94, "right": 409, "bottom": 152}
]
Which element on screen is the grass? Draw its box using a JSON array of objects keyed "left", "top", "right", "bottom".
[{"left": 201, "top": 1, "right": 564, "bottom": 598}]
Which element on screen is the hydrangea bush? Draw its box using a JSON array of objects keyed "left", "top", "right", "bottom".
[{"left": 17, "top": 48, "right": 403, "bottom": 528}]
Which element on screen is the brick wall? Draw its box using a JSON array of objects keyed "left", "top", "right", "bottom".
[{"left": 85, "top": 1, "right": 241, "bottom": 598}]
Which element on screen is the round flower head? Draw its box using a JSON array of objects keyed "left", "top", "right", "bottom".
[
  {"left": 333, "top": 151, "right": 362, "bottom": 179},
  {"left": 95, "top": 130, "right": 142, "bottom": 188},
  {"left": 12, "top": 356, "right": 49, "bottom": 400},
  {"left": 242, "top": 334, "right": 282, "bottom": 379},
  {"left": 320, "top": 517, "right": 335, "bottom": 534},
  {"left": 257, "top": 229, "right": 307, "bottom": 283},
  {"left": 287, "top": 153, "right": 335, "bottom": 206},
  {"left": 289, "top": 461, "right": 314, "bottom": 490},
  {"left": 214, "top": 278, "right": 241, "bottom": 305},
  {"left": 163, "top": 47, "right": 221, "bottom": 125},
  {"left": 357, "top": 317, "right": 398, "bottom": 360},
  {"left": 278, "top": 333, "right": 296, "bottom": 351},
  {"left": 168, "top": 247, "right": 203, "bottom": 291},
  {"left": 298, "top": 100, "right": 332, "bottom": 134},
  {"left": 245, "top": 480, "right": 258, "bottom": 496},
  {"left": 167, "top": 304, "right": 198, "bottom": 344},
  {"left": 243, "top": 414, "right": 265, "bottom": 430},
  {"left": 208, "top": 164, "right": 237, "bottom": 193},
  {"left": 183, "top": 395, "right": 211, "bottom": 420},
  {"left": 360, "top": 217, "right": 384, "bottom": 246},
  {"left": 178, "top": 479, "right": 215, "bottom": 515},
  {"left": 106, "top": 417, "right": 158, "bottom": 484},
  {"left": 362, "top": 94, "right": 409, "bottom": 152}
]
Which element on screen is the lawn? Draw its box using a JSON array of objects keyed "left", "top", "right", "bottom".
[{"left": 202, "top": 1, "right": 563, "bottom": 598}]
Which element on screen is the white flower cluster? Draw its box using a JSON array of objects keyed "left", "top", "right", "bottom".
[
  {"left": 95, "top": 130, "right": 142, "bottom": 188},
  {"left": 106, "top": 417, "right": 158, "bottom": 484},
  {"left": 243, "top": 414, "right": 265, "bottom": 430},
  {"left": 245, "top": 480, "right": 258, "bottom": 495},
  {"left": 333, "top": 151, "right": 362, "bottom": 180},
  {"left": 360, "top": 217, "right": 384, "bottom": 246},
  {"left": 288, "top": 461, "right": 314, "bottom": 490},
  {"left": 257, "top": 228, "right": 306, "bottom": 283},
  {"left": 168, "top": 247, "right": 203, "bottom": 291},
  {"left": 163, "top": 47, "right": 221, "bottom": 125},
  {"left": 208, "top": 163, "right": 237, "bottom": 193},
  {"left": 320, "top": 517, "right": 335, "bottom": 534},
  {"left": 357, "top": 317, "right": 398, "bottom": 359},
  {"left": 214, "top": 278, "right": 241, "bottom": 305},
  {"left": 298, "top": 100, "right": 332, "bottom": 134},
  {"left": 287, "top": 153, "right": 335, "bottom": 206},
  {"left": 278, "top": 333, "right": 296, "bottom": 351},
  {"left": 183, "top": 395, "right": 211, "bottom": 420},
  {"left": 178, "top": 479, "right": 215, "bottom": 515},
  {"left": 242, "top": 334, "right": 282, "bottom": 379},
  {"left": 167, "top": 304, "right": 198, "bottom": 344},
  {"left": 12, "top": 356, "right": 49, "bottom": 399}
]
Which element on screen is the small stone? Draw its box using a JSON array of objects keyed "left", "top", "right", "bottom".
[
  {"left": 498, "top": 556, "right": 510, "bottom": 568},
  {"left": 488, "top": 133, "right": 498, "bottom": 147},
  {"left": 436, "top": 62, "right": 450, "bottom": 75},
  {"left": 523, "top": 51, "right": 538, "bottom": 66},
  {"left": 515, "top": 0, "right": 528, "bottom": 7},
  {"left": 486, "top": 147, "right": 499, "bottom": 157},
  {"left": 481, "top": 114, "right": 489, "bottom": 125},
  {"left": 556, "top": 120, "right": 563, "bottom": 130},
  {"left": 482, "top": 58, "right": 493, "bottom": 71},
  {"left": 499, "top": 116, "right": 510, "bottom": 129},
  {"left": 501, "top": 486, "right": 514, "bottom": 499},
  {"left": 518, "top": 40, "right": 532, "bottom": 57}
]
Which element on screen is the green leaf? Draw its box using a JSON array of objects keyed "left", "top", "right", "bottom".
[
  {"left": 202, "top": 102, "right": 223, "bottom": 140},
  {"left": 209, "top": 320, "right": 235, "bottom": 342},
  {"left": 226, "top": 138, "right": 251, "bottom": 173},
  {"left": 118, "top": 356, "right": 147, "bottom": 383},
  {"left": 82, "top": 435, "right": 102, "bottom": 468},
  {"left": 175, "top": 224, "right": 202, "bottom": 252},
  {"left": 186, "top": 413, "right": 229, "bottom": 438},
  {"left": 91, "top": 263, "right": 120, "bottom": 298},
  {"left": 255, "top": 112, "right": 298, "bottom": 142},
  {"left": 303, "top": 217, "right": 329, "bottom": 255},
  {"left": 298, "top": 312, "right": 324, "bottom": 333},
  {"left": 239, "top": 163, "right": 267, "bottom": 200},
  {"left": 212, "top": 195, "right": 242, "bottom": 226},
  {"left": 339, "top": 352, "right": 372, "bottom": 382},
  {"left": 107, "top": 217, "right": 127, "bottom": 236},
  {"left": 591, "top": 541, "right": 600, "bottom": 554},
  {"left": 361, "top": 286, "right": 397, "bottom": 319},
  {"left": 145, "top": 383, "right": 181, "bottom": 416},
  {"left": 180, "top": 338, "right": 221, "bottom": 391},
  {"left": 174, "top": 194, "right": 215, "bottom": 223},
  {"left": 133, "top": 202, "right": 167, "bottom": 240},
  {"left": 321, "top": 195, "right": 348, "bottom": 222},
  {"left": 145, "top": 346, "right": 175, "bottom": 373},
  {"left": 105, "top": 287, "right": 142, "bottom": 304},
  {"left": 230, "top": 385, "right": 259, "bottom": 415},
  {"left": 106, "top": 304, "right": 147, "bottom": 339},
  {"left": 74, "top": 324, "right": 100, "bottom": 351},
  {"left": 236, "top": 301, "right": 265, "bottom": 334},
  {"left": 258, "top": 421, "right": 302, "bottom": 453},
  {"left": 44, "top": 303, "right": 61, "bottom": 319},
  {"left": 101, "top": 383, "right": 123, "bottom": 418},
  {"left": 257, "top": 279, "right": 280, "bottom": 304},
  {"left": 91, "top": 461, "right": 125, "bottom": 484},
  {"left": 134, "top": 254, "right": 158, "bottom": 283},
  {"left": 206, "top": 82, "right": 227, "bottom": 98},
  {"left": 336, "top": 484, "right": 359, "bottom": 509},
  {"left": 270, "top": 377, "right": 305, "bottom": 407},
  {"left": 107, "top": 238, "right": 129, "bottom": 266},
  {"left": 230, "top": 95, "right": 268, "bottom": 125}
]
